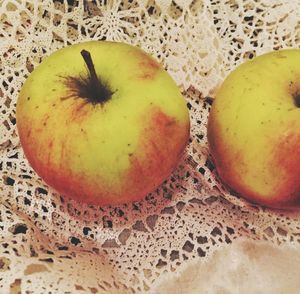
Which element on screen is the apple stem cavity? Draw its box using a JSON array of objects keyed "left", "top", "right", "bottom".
[
  {"left": 293, "top": 93, "right": 300, "bottom": 108},
  {"left": 62, "top": 50, "right": 113, "bottom": 105}
]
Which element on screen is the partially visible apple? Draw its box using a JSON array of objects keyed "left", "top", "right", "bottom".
[
  {"left": 207, "top": 49, "right": 300, "bottom": 209},
  {"left": 16, "top": 41, "right": 190, "bottom": 205}
]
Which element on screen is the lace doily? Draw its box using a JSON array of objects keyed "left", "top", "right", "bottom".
[{"left": 1, "top": 0, "right": 300, "bottom": 293}]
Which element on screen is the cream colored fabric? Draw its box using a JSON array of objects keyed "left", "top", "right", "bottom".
[
  {"left": 1, "top": 0, "right": 300, "bottom": 292},
  {"left": 153, "top": 240, "right": 300, "bottom": 294}
]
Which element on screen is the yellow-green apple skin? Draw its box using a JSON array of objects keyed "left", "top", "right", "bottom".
[
  {"left": 207, "top": 49, "right": 300, "bottom": 210},
  {"left": 16, "top": 41, "right": 190, "bottom": 205}
]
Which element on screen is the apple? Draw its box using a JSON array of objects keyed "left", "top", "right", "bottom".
[
  {"left": 16, "top": 41, "right": 190, "bottom": 205},
  {"left": 207, "top": 49, "right": 300, "bottom": 210}
]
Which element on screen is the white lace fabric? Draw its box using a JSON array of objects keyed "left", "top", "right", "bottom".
[{"left": 1, "top": 0, "right": 300, "bottom": 293}]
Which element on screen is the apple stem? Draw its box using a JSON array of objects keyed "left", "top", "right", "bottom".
[
  {"left": 80, "top": 49, "right": 112, "bottom": 104},
  {"left": 81, "top": 50, "right": 99, "bottom": 86}
]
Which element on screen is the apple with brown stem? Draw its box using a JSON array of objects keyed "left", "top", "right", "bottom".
[{"left": 16, "top": 41, "right": 190, "bottom": 205}]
